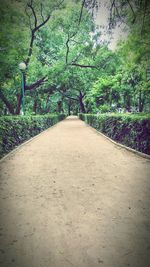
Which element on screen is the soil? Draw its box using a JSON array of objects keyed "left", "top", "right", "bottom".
[{"left": 0, "top": 116, "right": 150, "bottom": 267}]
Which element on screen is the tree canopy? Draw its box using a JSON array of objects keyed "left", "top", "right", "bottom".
[{"left": 0, "top": 0, "right": 150, "bottom": 115}]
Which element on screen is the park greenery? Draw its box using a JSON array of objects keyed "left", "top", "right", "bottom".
[
  {"left": 0, "top": 0, "right": 150, "bottom": 115},
  {"left": 0, "top": 114, "right": 65, "bottom": 157},
  {"left": 0, "top": 0, "right": 150, "bottom": 155},
  {"left": 79, "top": 113, "right": 150, "bottom": 155}
]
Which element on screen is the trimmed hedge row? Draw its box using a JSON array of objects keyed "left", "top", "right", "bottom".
[
  {"left": 0, "top": 114, "right": 65, "bottom": 158},
  {"left": 79, "top": 113, "right": 150, "bottom": 155}
]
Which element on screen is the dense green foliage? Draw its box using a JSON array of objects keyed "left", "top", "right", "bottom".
[
  {"left": 0, "top": 114, "right": 65, "bottom": 158},
  {"left": 0, "top": 0, "right": 149, "bottom": 115},
  {"left": 79, "top": 113, "right": 150, "bottom": 155}
]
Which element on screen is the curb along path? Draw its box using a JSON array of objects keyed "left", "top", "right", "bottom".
[{"left": 0, "top": 116, "right": 150, "bottom": 267}]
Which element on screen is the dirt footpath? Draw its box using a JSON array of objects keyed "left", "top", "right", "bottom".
[{"left": 0, "top": 116, "right": 150, "bottom": 267}]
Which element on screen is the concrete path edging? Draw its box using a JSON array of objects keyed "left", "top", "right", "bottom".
[
  {"left": 0, "top": 119, "right": 65, "bottom": 163},
  {"left": 83, "top": 121, "right": 150, "bottom": 160},
  {"left": 0, "top": 115, "right": 150, "bottom": 267},
  {"left": 1, "top": 116, "right": 150, "bottom": 162}
]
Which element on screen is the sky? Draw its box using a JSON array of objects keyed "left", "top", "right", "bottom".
[{"left": 93, "top": 0, "right": 128, "bottom": 50}]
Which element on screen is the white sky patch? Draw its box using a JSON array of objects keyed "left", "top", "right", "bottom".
[{"left": 93, "top": 0, "right": 128, "bottom": 50}]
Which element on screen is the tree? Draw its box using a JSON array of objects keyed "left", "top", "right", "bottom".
[
  {"left": 0, "top": 0, "right": 65, "bottom": 114},
  {"left": 1, "top": 0, "right": 149, "bottom": 115}
]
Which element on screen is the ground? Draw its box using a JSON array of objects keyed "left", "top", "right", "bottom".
[{"left": 0, "top": 116, "right": 150, "bottom": 267}]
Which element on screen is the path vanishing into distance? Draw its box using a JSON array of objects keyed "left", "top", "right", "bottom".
[{"left": 0, "top": 116, "right": 150, "bottom": 267}]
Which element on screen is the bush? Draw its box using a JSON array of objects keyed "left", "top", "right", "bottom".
[
  {"left": 79, "top": 113, "right": 150, "bottom": 155},
  {"left": 99, "top": 104, "right": 110, "bottom": 113},
  {"left": 0, "top": 114, "right": 65, "bottom": 158}
]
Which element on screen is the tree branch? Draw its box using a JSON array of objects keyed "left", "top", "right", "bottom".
[
  {"left": 57, "top": 88, "right": 79, "bottom": 101},
  {"left": 27, "top": 0, "right": 37, "bottom": 28},
  {"left": 40, "top": 3, "right": 45, "bottom": 22},
  {"left": 109, "top": 0, "right": 115, "bottom": 29},
  {"left": 25, "top": 5, "right": 32, "bottom": 31},
  {"left": 25, "top": 12, "right": 51, "bottom": 66},
  {"left": 66, "top": 34, "right": 70, "bottom": 64},
  {"left": 64, "top": 0, "right": 86, "bottom": 64},
  {"left": 25, "top": 76, "right": 47, "bottom": 91},
  {"left": 64, "top": 95, "right": 79, "bottom": 101},
  {"left": 78, "top": 0, "right": 86, "bottom": 26},
  {"left": 25, "top": 31, "right": 35, "bottom": 66},
  {"left": 141, "top": 0, "right": 148, "bottom": 35},
  {"left": 25, "top": 0, "right": 64, "bottom": 66},
  {"left": 34, "top": 15, "right": 50, "bottom": 32},
  {"left": 126, "top": 0, "right": 136, "bottom": 23},
  {"left": 71, "top": 63, "right": 98, "bottom": 69}
]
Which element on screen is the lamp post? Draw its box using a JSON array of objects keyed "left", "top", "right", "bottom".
[{"left": 19, "top": 62, "right": 26, "bottom": 115}]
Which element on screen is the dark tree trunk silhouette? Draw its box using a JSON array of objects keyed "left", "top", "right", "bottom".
[
  {"left": 138, "top": 89, "right": 145, "bottom": 112},
  {"left": 33, "top": 99, "right": 38, "bottom": 114},
  {"left": 79, "top": 91, "right": 86, "bottom": 113},
  {"left": 0, "top": 90, "right": 15, "bottom": 114}
]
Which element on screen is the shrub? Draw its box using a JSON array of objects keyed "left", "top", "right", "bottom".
[
  {"left": 79, "top": 113, "right": 150, "bottom": 155},
  {"left": 0, "top": 114, "right": 65, "bottom": 158},
  {"left": 99, "top": 104, "right": 110, "bottom": 113}
]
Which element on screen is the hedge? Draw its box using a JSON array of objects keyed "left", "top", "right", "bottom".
[
  {"left": 0, "top": 114, "right": 65, "bottom": 158},
  {"left": 79, "top": 113, "right": 150, "bottom": 155}
]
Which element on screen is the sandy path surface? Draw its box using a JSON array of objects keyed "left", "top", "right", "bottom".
[{"left": 0, "top": 116, "right": 150, "bottom": 267}]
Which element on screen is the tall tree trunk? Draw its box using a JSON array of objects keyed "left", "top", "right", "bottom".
[
  {"left": 15, "top": 94, "right": 22, "bottom": 115},
  {"left": 15, "top": 73, "right": 26, "bottom": 114},
  {"left": 57, "top": 101, "right": 62, "bottom": 113},
  {"left": 124, "top": 93, "right": 131, "bottom": 112},
  {"left": 68, "top": 99, "right": 72, "bottom": 115},
  {"left": 33, "top": 99, "right": 38, "bottom": 114},
  {"left": 79, "top": 91, "right": 86, "bottom": 113},
  {"left": 138, "top": 89, "right": 145, "bottom": 112},
  {"left": 0, "top": 89, "right": 15, "bottom": 114}
]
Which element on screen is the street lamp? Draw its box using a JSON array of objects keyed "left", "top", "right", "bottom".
[{"left": 19, "top": 62, "right": 26, "bottom": 115}]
